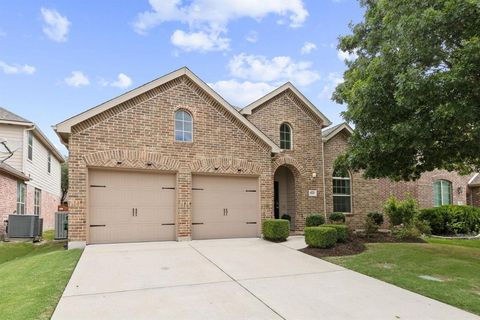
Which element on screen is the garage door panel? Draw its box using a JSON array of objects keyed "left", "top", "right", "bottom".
[
  {"left": 192, "top": 222, "right": 258, "bottom": 240},
  {"left": 192, "top": 175, "right": 259, "bottom": 240},
  {"left": 89, "top": 170, "right": 176, "bottom": 244}
]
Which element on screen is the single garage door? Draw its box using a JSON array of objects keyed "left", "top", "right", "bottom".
[
  {"left": 192, "top": 175, "right": 259, "bottom": 240},
  {"left": 88, "top": 169, "right": 176, "bottom": 244}
]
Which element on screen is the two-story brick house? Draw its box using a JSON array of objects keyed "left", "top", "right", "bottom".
[
  {"left": 53, "top": 67, "right": 479, "bottom": 248},
  {"left": 0, "top": 107, "right": 64, "bottom": 235}
]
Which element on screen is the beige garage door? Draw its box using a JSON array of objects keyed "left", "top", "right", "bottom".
[
  {"left": 88, "top": 169, "right": 176, "bottom": 244},
  {"left": 192, "top": 175, "right": 259, "bottom": 240}
]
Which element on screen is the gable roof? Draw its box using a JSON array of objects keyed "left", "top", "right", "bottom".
[
  {"left": 54, "top": 67, "right": 280, "bottom": 153},
  {"left": 0, "top": 107, "right": 64, "bottom": 162},
  {"left": 322, "top": 122, "right": 354, "bottom": 142},
  {"left": 239, "top": 82, "right": 332, "bottom": 128},
  {"left": 0, "top": 162, "right": 30, "bottom": 181},
  {"left": 0, "top": 107, "right": 32, "bottom": 125},
  {"left": 468, "top": 173, "right": 480, "bottom": 186}
]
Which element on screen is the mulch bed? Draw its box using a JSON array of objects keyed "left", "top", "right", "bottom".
[{"left": 300, "top": 233, "right": 425, "bottom": 258}]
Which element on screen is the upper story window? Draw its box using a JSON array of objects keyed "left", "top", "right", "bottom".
[
  {"left": 16, "top": 182, "right": 26, "bottom": 214},
  {"left": 34, "top": 188, "right": 41, "bottom": 215},
  {"left": 175, "top": 110, "right": 193, "bottom": 142},
  {"left": 27, "top": 131, "right": 33, "bottom": 161},
  {"left": 333, "top": 167, "right": 351, "bottom": 213},
  {"left": 434, "top": 180, "right": 452, "bottom": 206},
  {"left": 47, "top": 153, "right": 51, "bottom": 173},
  {"left": 280, "top": 123, "right": 292, "bottom": 150}
]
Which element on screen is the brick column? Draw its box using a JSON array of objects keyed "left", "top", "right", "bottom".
[{"left": 176, "top": 169, "right": 192, "bottom": 240}]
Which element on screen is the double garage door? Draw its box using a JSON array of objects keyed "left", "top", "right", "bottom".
[{"left": 88, "top": 170, "right": 259, "bottom": 244}]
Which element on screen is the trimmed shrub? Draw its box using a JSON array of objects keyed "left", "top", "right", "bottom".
[
  {"left": 413, "top": 218, "right": 432, "bottom": 236},
  {"left": 305, "top": 214, "right": 325, "bottom": 227},
  {"left": 305, "top": 227, "right": 337, "bottom": 248},
  {"left": 263, "top": 219, "right": 290, "bottom": 242},
  {"left": 384, "top": 196, "right": 418, "bottom": 226},
  {"left": 367, "top": 212, "right": 384, "bottom": 226},
  {"left": 281, "top": 214, "right": 291, "bottom": 221},
  {"left": 418, "top": 205, "right": 480, "bottom": 235},
  {"left": 392, "top": 225, "right": 421, "bottom": 240},
  {"left": 322, "top": 224, "right": 348, "bottom": 242},
  {"left": 329, "top": 212, "right": 346, "bottom": 223},
  {"left": 363, "top": 216, "right": 378, "bottom": 237}
]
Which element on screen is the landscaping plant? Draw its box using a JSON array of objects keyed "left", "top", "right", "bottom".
[
  {"left": 418, "top": 205, "right": 480, "bottom": 235},
  {"left": 321, "top": 224, "right": 348, "bottom": 243},
  {"left": 262, "top": 219, "right": 290, "bottom": 242},
  {"left": 305, "top": 214, "right": 325, "bottom": 227},
  {"left": 363, "top": 216, "right": 379, "bottom": 238},
  {"left": 329, "top": 212, "right": 346, "bottom": 224},
  {"left": 367, "top": 212, "right": 384, "bottom": 226},
  {"left": 305, "top": 227, "right": 337, "bottom": 248}
]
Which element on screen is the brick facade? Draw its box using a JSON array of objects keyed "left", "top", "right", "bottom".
[
  {"left": 246, "top": 90, "right": 326, "bottom": 231},
  {"left": 67, "top": 76, "right": 272, "bottom": 242},
  {"left": 63, "top": 70, "right": 479, "bottom": 243},
  {"left": 0, "top": 174, "right": 58, "bottom": 236},
  {"left": 0, "top": 173, "right": 17, "bottom": 236}
]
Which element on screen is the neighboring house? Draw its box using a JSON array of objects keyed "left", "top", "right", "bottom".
[
  {"left": 0, "top": 107, "right": 64, "bottom": 235},
  {"left": 53, "top": 67, "right": 479, "bottom": 247}
]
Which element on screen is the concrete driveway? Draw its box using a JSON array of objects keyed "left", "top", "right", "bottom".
[{"left": 53, "top": 237, "right": 479, "bottom": 320}]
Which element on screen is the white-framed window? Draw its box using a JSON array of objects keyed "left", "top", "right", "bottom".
[
  {"left": 280, "top": 123, "right": 292, "bottom": 150},
  {"left": 34, "top": 188, "right": 41, "bottom": 215},
  {"left": 174, "top": 110, "right": 193, "bottom": 142},
  {"left": 333, "top": 167, "right": 351, "bottom": 213},
  {"left": 47, "top": 152, "right": 51, "bottom": 173},
  {"left": 434, "top": 180, "right": 452, "bottom": 206},
  {"left": 27, "top": 131, "right": 33, "bottom": 161},
  {"left": 16, "top": 182, "right": 26, "bottom": 214}
]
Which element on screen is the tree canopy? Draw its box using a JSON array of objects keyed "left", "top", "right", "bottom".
[{"left": 333, "top": 0, "right": 480, "bottom": 180}]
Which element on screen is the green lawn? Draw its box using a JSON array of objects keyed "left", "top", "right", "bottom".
[
  {"left": 0, "top": 241, "right": 82, "bottom": 320},
  {"left": 325, "top": 239, "right": 480, "bottom": 315}
]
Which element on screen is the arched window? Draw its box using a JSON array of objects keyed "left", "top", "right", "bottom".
[
  {"left": 280, "top": 123, "right": 292, "bottom": 150},
  {"left": 333, "top": 167, "right": 351, "bottom": 213},
  {"left": 433, "top": 180, "right": 452, "bottom": 206},
  {"left": 175, "top": 110, "right": 193, "bottom": 142}
]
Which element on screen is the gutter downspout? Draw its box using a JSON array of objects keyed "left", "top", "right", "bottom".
[{"left": 321, "top": 139, "right": 327, "bottom": 220}]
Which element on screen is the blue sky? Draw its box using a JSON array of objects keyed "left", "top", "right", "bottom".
[{"left": 0, "top": 0, "right": 363, "bottom": 154}]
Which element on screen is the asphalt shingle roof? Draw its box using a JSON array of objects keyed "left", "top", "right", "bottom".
[{"left": 0, "top": 107, "right": 31, "bottom": 123}]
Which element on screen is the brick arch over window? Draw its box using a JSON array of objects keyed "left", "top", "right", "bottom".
[
  {"left": 190, "top": 157, "right": 263, "bottom": 175},
  {"left": 83, "top": 149, "right": 181, "bottom": 171},
  {"left": 272, "top": 155, "right": 307, "bottom": 179}
]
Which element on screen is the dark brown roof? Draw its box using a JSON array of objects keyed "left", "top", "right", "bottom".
[
  {"left": 0, "top": 162, "right": 29, "bottom": 181},
  {"left": 0, "top": 107, "right": 31, "bottom": 123}
]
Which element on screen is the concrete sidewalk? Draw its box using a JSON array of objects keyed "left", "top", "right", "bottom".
[{"left": 52, "top": 237, "right": 479, "bottom": 320}]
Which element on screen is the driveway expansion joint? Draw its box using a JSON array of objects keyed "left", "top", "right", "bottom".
[{"left": 189, "top": 243, "right": 287, "bottom": 320}]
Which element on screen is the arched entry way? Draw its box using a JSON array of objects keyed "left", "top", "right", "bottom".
[{"left": 274, "top": 165, "right": 296, "bottom": 230}]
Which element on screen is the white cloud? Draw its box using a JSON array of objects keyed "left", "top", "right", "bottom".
[
  {"left": 41, "top": 8, "right": 70, "bottom": 42},
  {"left": 133, "top": 0, "right": 308, "bottom": 52},
  {"left": 245, "top": 30, "right": 258, "bottom": 43},
  {"left": 64, "top": 71, "right": 89, "bottom": 87},
  {"left": 337, "top": 49, "right": 358, "bottom": 62},
  {"left": 228, "top": 53, "right": 320, "bottom": 86},
  {"left": 318, "top": 72, "right": 343, "bottom": 100},
  {"left": 101, "top": 73, "right": 133, "bottom": 89},
  {"left": 171, "top": 30, "right": 229, "bottom": 52},
  {"left": 209, "top": 79, "right": 275, "bottom": 106},
  {"left": 301, "top": 42, "right": 316, "bottom": 55},
  {"left": 0, "top": 60, "right": 35, "bottom": 75}
]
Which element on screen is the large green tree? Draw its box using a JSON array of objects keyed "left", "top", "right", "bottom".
[{"left": 334, "top": 0, "right": 480, "bottom": 180}]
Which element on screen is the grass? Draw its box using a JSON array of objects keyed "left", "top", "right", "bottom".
[
  {"left": 324, "top": 239, "right": 480, "bottom": 315},
  {"left": 0, "top": 241, "right": 82, "bottom": 320},
  {"left": 425, "top": 237, "right": 480, "bottom": 249},
  {"left": 42, "top": 230, "right": 55, "bottom": 241}
]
